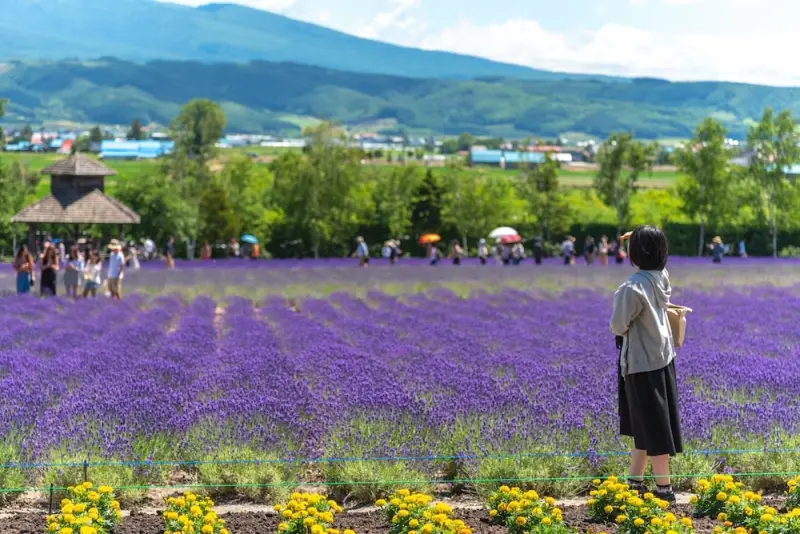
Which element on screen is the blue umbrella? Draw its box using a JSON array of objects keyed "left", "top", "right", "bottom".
[{"left": 240, "top": 234, "right": 258, "bottom": 244}]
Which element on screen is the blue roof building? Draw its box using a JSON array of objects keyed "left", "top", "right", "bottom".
[
  {"left": 100, "top": 140, "right": 175, "bottom": 160},
  {"left": 469, "top": 149, "right": 546, "bottom": 168}
]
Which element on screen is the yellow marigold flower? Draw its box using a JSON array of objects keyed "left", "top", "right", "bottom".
[
  {"left": 593, "top": 479, "right": 602, "bottom": 485},
  {"left": 689, "top": 495, "right": 698, "bottom": 504},
  {"left": 761, "top": 514, "right": 774, "bottom": 522},
  {"left": 398, "top": 510, "right": 410, "bottom": 518},
  {"left": 489, "top": 510, "right": 498, "bottom": 518},
  {"left": 664, "top": 513, "right": 676, "bottom": 522},
  {"left": 604, "top": 505, "right": 614, "bottom": 513},
  {"left": 542, "top": 517, "right": 552, "bottom": 526},
  {"left": 500, "top": 486, "right": 511, "bottom": 493},
  {"left": 590, "top": 490, "right": 599, "bottom": 497},
  {"left": 304, "top": 517, "right": 316, "bottom": 527},
  {"left": 83, "top": 482, "right": 93, "bottom": 489},
  {"left": 545, "top": 497, "right": 556, "bottom": 506},
  {"left": 515, "top": 516, "right": 527, "bottom": 526},
  {"left": 312, "top": 525, "right": 324, "bottom": 534},
  {"left": 587, "top": 499, "right": 596, "bottom": 506},
  {"left": 615, "top": 515, "right": 626, "bottom": 524},
  {"left": 201, "top": 527, "right": 214, "bottom": 534},
  {"left": 651, "top": 518, "right": 663, "bottom": 527},
  {"left": 60, "top": 529, "right": 74, "bottom": 534},
  {"left": 634, "top": 518, "right": 645, "bottom": 527},
  {"left": 717, "top": 513, "right": 728, "bottom": 521},
  {"left": 48, "top": 524, "right": 58, "bottom": 532},
  {"left": 717, "top": 492, "right": 728, "bottom": 502},
  {"left": 376, "top": 499, "right": 387, "bottom": 507},
  {"left": 667, "top": 531, "right": 678, "bottom": 534}
]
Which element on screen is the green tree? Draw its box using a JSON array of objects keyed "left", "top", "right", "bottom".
[
  {"left": 0, "top": 162, "right": 36, "bottom": 254},
  {"left": 167, "top": 99, "right": 226, "bottom": 258},
  {"left": 747, "top": 108, "right": 800, "bottom": 257},
  {"left": 21, "top": 124, "right": 33, "bottom": 141},
  {"left": 594, "top": 133, "right": 656, "bottom": 235},
  {"left": 199, "top": 178, "right": 238, "bottom": 245},
  {"left": 372, "top": 165, "right": 424, "bottom": 241},
  {"left": 271, "top": 123, "right": 368, "bottom": 257},
  {"left": 114, "top": 171, "right": 191, "bottom": 246},
  {"left": 89, "top": 126, "right": 104, "bottom": 144},
  {"left": 411, "top": 169, "right": 444, "bottom": 237},
  {"left": 72, "top": 136, "right": 91, "bottom": 153},
  {"left": 127, "top": 119, "right": 144, "bottom": 140},
  {"left": 520, "top": 154, "right": 571, "bottom": 241},
  {"left": 674, "top": 118, "right": 734, "bottom": 255},
  {"left": 221, "top": 156, "right": 283, "bottom": 243},
  {"left": 441, "top": 165, "right": 522, "bottom": 250}
]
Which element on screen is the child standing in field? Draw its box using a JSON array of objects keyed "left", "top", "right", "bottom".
[{"left": 610, "top": 225, "right": 682, "bottom": 503}]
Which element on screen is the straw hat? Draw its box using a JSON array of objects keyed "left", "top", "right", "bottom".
[
  {"left": 107, "top": 239, "right": 122, "bottom": 251},
  {"left": 712, "top": 236, "right": 722, "bottom": 244}
]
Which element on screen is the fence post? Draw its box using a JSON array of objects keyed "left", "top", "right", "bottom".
[
  {"left": 83, "top": 460, "right": 88, "bottom": 483},
  {"left": 48, "top": 483, "right": 54, "bottom": 515}
]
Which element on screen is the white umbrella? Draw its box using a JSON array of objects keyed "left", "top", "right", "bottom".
[{"left": 488, "top": 227, "right": 519, "bottom": 239}]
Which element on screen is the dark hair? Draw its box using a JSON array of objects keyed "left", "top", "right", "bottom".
[
  {"left": 69, "top": 244, "right": 80, "bottom": 261},
  {"left": 16, "top": 245, "right": 30, "bottom": 261},
  {"left": 43, "top": 246, "right": 57, "bottom": 266},
  {"left": 628, "top": 225, "right": 668, "bottom": 271}
]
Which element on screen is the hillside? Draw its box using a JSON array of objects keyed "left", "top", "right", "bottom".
[
  {"left": 0, "top": 0, "right": 609, "bottom": 82},
  {"left": 1, "top": 58, "right": 797, "bottom": 137}
]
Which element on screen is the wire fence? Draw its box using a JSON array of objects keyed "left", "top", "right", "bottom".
[
  {"left": 3, "top": 471, "right": 800, "bottom": 495},
  {"left": 3, "top": 446, "right": 799, "bottom": 471}
]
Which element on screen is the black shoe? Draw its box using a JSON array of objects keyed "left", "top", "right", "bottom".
[
  {"left": 628, "top": 479, "right": 647, "bottom": 495},
  {"left": 653, "top": 488, "right": 676, "bottom": 504}
]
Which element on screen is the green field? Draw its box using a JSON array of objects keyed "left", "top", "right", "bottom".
[{"left": 1, "top": 151, "right": 681, "bottom": 200}]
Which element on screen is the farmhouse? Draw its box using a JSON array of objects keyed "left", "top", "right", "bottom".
[
  {"left": 469, "top": 149, "right": 546, "bottom": 169},
  {"left": 99, "top": 140, "right": 174, "bottom": 160}
]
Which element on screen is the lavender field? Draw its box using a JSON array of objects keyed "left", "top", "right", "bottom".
[{"left": 1, "top": 259, "right": 800, "bottom": 502}]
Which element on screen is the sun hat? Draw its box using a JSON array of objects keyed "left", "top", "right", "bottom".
[
  {"left": 107, "top": 239, "right": 122, "bottom": 251},
  {"left": 712, "top": 236, "right": 722, "bottom": 244}
]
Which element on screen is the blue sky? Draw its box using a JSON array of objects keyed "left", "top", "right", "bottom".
[{"left": 165, "top": 0, "right": 800, "bottom": 85}]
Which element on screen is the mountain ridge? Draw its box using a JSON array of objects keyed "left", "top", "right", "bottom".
[
  {"left": 2, "top": 57, "right": 797, "bottom": 138},
  {"left": 0, "top": 0, "right": 620, "bottom": 82}
]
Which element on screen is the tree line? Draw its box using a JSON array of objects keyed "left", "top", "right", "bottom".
[{"left": 3, "top": 99, "right": 800, "bottom": 258}]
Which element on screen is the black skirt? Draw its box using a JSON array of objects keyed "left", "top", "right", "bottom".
[{"left": 618, "top": 357, "right": 683, "bottom": 457}]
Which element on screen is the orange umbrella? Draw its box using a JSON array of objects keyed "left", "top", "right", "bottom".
[{"left": 418, "top": 234, "right": 441, "bottom": 245}]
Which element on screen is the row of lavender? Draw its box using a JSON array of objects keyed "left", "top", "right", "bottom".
[{"left": 1, "top": 280, "right": 799, "bottom": 499}]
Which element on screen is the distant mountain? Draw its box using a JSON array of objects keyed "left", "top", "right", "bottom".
[
  {"left": 1, "top": 58, "right": 793, "bottom": 138},
  {"left": 0, "top": 0, "right": 615, "bottom": 81}
]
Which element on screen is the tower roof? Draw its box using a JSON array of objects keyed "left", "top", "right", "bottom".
[{"left": 40, "top": 154, "right": 117, "bottom": 177}]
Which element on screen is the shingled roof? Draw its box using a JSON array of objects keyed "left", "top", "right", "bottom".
[
  {"left": 40, "top": 155, "right": 117, "bottom": 177},
  {"left": 12, "top": 189, "right": 140, "bottom": 224}
]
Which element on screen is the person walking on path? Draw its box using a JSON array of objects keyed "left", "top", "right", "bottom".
[
  {"left": 532, "top": 236, "right": 544, "bottom": 265},
  {"left": 598, "top": 235, "right": 609, "bottom": 265},
  {"left": 39, "top": 243, "right": 59, "bottom": 297},
  {"left": 428, "top": 243, "right": 440, "bottom": 266},
  {"left": 82, "top": 251, "right": 102, "bottom": 299},
  {"left": 13, "top": 245, "right": 36, "bottom": 295},
  {"left": 390, "top": 240, "right": 401, "bottom": 265},
  {"left": 107, "top": 239, "right": 125, "bottom": 300},
  {"left": 738, "top": 239, "right": 747, "bottom": 258},
  {"left": 478, "top": 239, "right": 489, "bottom": 265},
  {"left": 64, "top": 244, "right": 84, "bottom": 298},
  {"left": 127, "top": 241, "right": 141, "bottom": 270},
  {"left": 584, "top": 236, "right": 597, "bottom": 265},
  {"left": 354, "top": 237, "right": 370, "bottom": 267},
  {"left": 449, "top": 240, "right": 464, "bottom": 265},
  {"left": 709, "top": 236, "right": 725, "bottom": 264},
  {"left": 561, "top": 236, "right": 576, "bottom": 265},
  {"left": 610, "top": 226, "right": 682, "bottom": 503},
  {"left": 164, "top": 237, "right": 175, "bottom": 269}
]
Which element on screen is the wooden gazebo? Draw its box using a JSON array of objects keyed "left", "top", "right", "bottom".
[{"left": 12, "top": 155, "right": 140, "bottom": 250}]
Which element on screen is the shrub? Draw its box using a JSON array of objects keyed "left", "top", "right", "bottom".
[
  {"left": 485, "top": 485, "right": 563, "bottom": 534},
  {"left": 689, "top": 475, "right": 743, "bottom": 518},
  {"left": 273, "top": 492, "right": 345, "bottom": 534},
  {"left": 45, "top": 482, "right": 122, "bottom": 534},
  {"left": 376, "top": 489, "right": 472, "bottom": 534},
  {"left": 614, "top": 492, "right": 672, "bottom": 534},
  {"left": 718, "top": 490, "right": 765, "bottom": 531},
  {"left": 587, "top": 476, "right": 636, "bottom": 523},
  {"left": 787, "top": 476, "right": 800, "bottom": 511},
  {"left": 162, "top": 492, "right": 228, "bottom": 534}
]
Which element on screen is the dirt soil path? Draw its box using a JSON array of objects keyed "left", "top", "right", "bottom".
[{"left": 0, "top": 495, "right": 717, "bottom": 534}]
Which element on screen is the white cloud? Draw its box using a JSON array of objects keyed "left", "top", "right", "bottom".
[
  {"left": 159, "top": 0, "right": 297, "bottom": 11},
  {"left": 355, "top": 0, "right": 426, "bottom": 40},
  {"left": 414, "top": 18, "right": 800, "bottom": 86}
]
